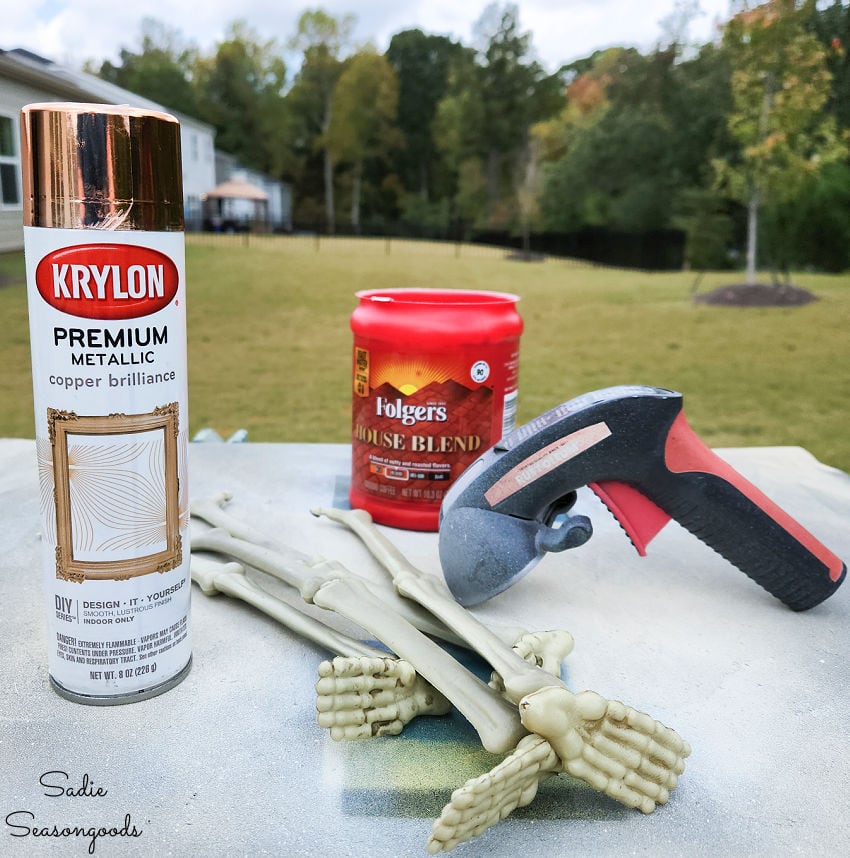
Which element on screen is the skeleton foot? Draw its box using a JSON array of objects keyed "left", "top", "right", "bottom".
[
  {"left": 519, "top": 686, "right": 691, "bottom": 814},
  {"left": 316, "top": 655, "right": 452, "bottom": 739},
  {"left": 428, "top": 686, "right": 691, "bottom": 851},
  {"left": 427, "top": 733, "right": 561, "bottom": 853},
  {"left": 489, "top": 630, "right": 575, "bottom": 696}
]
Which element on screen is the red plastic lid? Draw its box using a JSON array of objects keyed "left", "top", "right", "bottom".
[{"left": 352, "top": 288, "right": 522, "bottom": 346}]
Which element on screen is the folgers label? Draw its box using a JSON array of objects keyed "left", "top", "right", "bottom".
[
  {"left": 350, "top": 289, "right": 522, "bottom": 531},
  {"left": 35, "top": 243, "right": 179, "bottom": 319}
]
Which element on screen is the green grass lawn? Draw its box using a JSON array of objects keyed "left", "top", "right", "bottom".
[{"left": 2, "top": 235, "right": 849, "bottom": 472}]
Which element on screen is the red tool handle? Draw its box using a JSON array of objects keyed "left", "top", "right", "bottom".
[{"left": 593, "top": 411, "right": 845, "bottom": 611}]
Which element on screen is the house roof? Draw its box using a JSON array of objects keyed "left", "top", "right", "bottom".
[
  {"left": 0, "top": 48, "right": 214, "bottom": 134},
  {"left": 204, "top": 178, "right": 269, "bottom": 201}
]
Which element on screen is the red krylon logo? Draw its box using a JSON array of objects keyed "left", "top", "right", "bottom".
[{"left": 35, "top": 244, "right": 179, "bottom": 320}]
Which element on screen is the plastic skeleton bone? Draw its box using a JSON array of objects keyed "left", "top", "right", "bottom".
[
  {"left": 190, "top": 553, "right": 452, "bottom": 736},
  {"left": 429, "top": 733, "right": 560, "bottom": 853},
  {"left": 193, "top": 493, "right": 485, "bottom": 647},
  {"left": 428, "top": 695, "right": 688, "bottom": 854},
  {"left": 315, "top": 656, "right": 451, "bottom": 739},
  {"left": 189, "top": 501, "right": 526, "bottom": 753},
  {"left": 191, "top": 493, "right": 537, "bottom": 650},
  {"left": 307, "top": 574, "right": 527, "bottom": 753},
  {"left": 488, "top": 629, "right": 575, "bottom": 695},
  {"left": 312, "top": 506, "right": 691, "bottom": 851}
]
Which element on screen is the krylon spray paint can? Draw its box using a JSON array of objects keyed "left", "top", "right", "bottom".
[
  {"left": 21, "top": 103, "right": 191, "bottom": 704},
  {"left": 350, "top": 288, "right": 523, "bottom": 531}
]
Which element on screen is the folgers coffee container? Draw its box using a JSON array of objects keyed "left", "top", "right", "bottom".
[
  {"left": 21, "top": 103, "right": 191, "bottom": 704},
  {"left": 350, "top": 289, "right": 522, "bottom": 530}
]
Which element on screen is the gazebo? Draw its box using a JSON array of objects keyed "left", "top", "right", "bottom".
[{"left": 202, "top": 177, "right": 270, "bottom": 232}]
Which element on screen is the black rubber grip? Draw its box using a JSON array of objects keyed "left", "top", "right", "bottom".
[{"left": 649, "top": 469, "right": 846, "bottom": 611}]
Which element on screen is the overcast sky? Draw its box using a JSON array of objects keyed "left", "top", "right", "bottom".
[{"left": 7, "top": 1, "right": 734, "bottom": 73}]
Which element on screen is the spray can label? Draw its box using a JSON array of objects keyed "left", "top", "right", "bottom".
[
  {"left": 351, "top": 340, "right": 519, "bottom": 527},
  {"left": 24, "top": 226, "right": 190, "bottom": 700}
]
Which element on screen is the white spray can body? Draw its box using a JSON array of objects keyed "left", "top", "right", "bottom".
[{"left": 21, "top": 104, "right": 191, "bottom": 704}]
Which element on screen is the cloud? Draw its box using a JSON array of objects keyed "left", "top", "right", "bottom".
[{"left": 7, "top": 0, "right": 731, "bottom": 72}]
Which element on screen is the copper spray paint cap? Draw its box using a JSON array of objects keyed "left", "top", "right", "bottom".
[{"left": 20, "top": 102, "right": 184, "bottom": 231}]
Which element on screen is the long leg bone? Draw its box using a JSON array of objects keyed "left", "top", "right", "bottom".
[
  {"left": 313, "top": 507, "right": 691, "bottom": 827},
  {"left": 191, "top": 553, "right": 378, "bottom": 658},
  {"left": 309, "top": 507, "right": 577, "bottom": 694},
  {"left": 190, "top": 521, "right": 462, "bottom": 645},
  {"left": 191, "top": 492, "right": 274, "bottom": 543},
  {"left": 191, "top": 554, "right": 451, "bottom": 737},
  {"left": 191, "top": 495, "right": 468, "bottom": 645},
  {"left": 190, "top": 554, "right": 387, "bottom": 658}
]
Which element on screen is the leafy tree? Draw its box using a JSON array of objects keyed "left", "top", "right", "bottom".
[
  {"left": 435, "top": 3, "right": 562, "bottom": 229},
  {"left": 809, "top": 0, "right": 850, "bottom": 130},
  {"left": 540, "top": 103, "right": 679, "bottom": 232},
  {"left": 537, "top": 38, "right": 740, "bottom": 270},
  {"left": 385, "top": 29, "right": 464, "bottom": 202},
  {"left": 761, "top": 160, "right": 850, "bottom": 273},
  {"left": 662, "top": 43, "right": 737, "bottom": 268},
  {"left": 325, "top": 50, "right": 402, "bottom": 232},
  {"left": 193, "top": 21, "right": 287, "bottom": 175},
  {"left": 91, "top": 18, "right": 198, "bottom": 116},
  {"left": 715, "top": 0, "right": 846, "bottom": 283},
  {"left": 285, "top": 9, "right": 355, "bottom": 233}
]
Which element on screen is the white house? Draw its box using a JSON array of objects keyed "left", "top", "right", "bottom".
[{"left": 0, "top": 48, "right": 218, "bottom": 251}]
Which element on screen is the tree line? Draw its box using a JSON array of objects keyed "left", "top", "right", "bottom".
[{"left": 91, "top": 1, "right": 850, "bottom": 273}]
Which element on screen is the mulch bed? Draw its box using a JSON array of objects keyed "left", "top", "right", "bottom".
[{"left": 693, "top": 282, "right": 819, "bottom": 307}]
